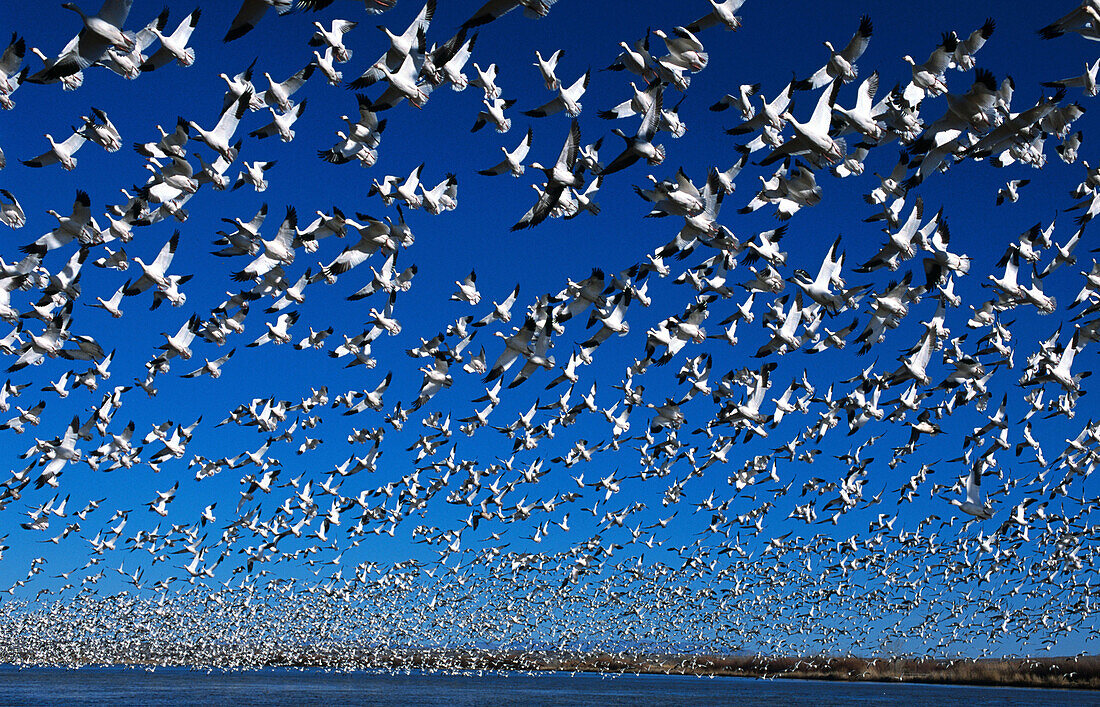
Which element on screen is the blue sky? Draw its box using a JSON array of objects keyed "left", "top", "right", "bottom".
[{"left": 0, "top": 0, "right": 1096, "bottom": 659}]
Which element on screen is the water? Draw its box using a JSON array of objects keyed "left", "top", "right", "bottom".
[{"left": 0, "top": 666, "right": 1091, "bottom": 706}]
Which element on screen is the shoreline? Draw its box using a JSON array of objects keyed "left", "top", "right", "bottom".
[{"left": 1, "top": 649, "right": 1097, "bottom": 690}]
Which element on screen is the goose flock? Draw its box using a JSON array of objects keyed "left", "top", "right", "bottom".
[{"left": 0, "top": 0, "right": 1098, "bottom": 670}]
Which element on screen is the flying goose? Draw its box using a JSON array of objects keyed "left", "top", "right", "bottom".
[
  {"left": 125, "top": 231, "right": 181, "bottom": 298},
  {"left": 479, "top": 126, "right": 533, "bottom": 177},
  {"left": 795, "top": 16, "right": 872, "bottom": 90},
  {"left": 22, "top": 130, "right": 87, "bottom": 171},
  {"left": 511, "top": 119, "right": 582, "bottom": 229},
  {"left": 653, "top": 27, "right": 708, "bottom": 72},
  {"left": 224, "top": 0, "right": 293, "bottom": 42},
  {"left": 189, "top": 91, "right": 251, "bottom": 162},
  {"left": 0, "top": 189, "right": 25, "bottom": 229},
  {"left": 29, "top": 0, "right": 135, "bottom": 82},
  {"left": 308, "top": 19, "right": 357, "bottom": 63},
  {"left": 471, "top": 97, "right": 515, "bottom": 133},
  {"left": 601, "top": 88, "right": 665, "bottom": 175},
  {"left": 533, "top": 49, "right": 563, "bottom": 91},
  {"left": 250, "top": 99, "right": 307, "bottom": 142},
  {"left": 462, "top": 0, "right": 559, "bottom": 28},
  {"left": 312, "top": 47, "right": 342, "bottom": 86},
  {"left": 686, "top": 0, "right": 747, "bottom": 33},
  {"left": 369, "top": 41, "right": 433, "bottom": 111},
  {"left": 232, "top": 160, "right": 277, "bottom": 192},
  {"left": 255, "top": 64, "right": 314, "bottom": 113},
  {"left": 760, "top": 79, "right": 844, "bottom": 166},
  {"left": 141, "top": 8, "right": 201, "bottom": 71},
  {"left": 233, "top": 206, "right": 298, "bottom": 282},
  {"left": 348, "top": 0, "right": 434, "bottom": 89},
  {"left": 951, "top": 17, "right": 995, "bottom": 71}
]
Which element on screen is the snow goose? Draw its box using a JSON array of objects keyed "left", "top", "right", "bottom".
[
  {"left": 902, "top": 32, "right": 959, "bottom": 106},
  {"left": 479, "top": 126, "right": 532, "bottom": 177},
  {"left": 420, "top": 173, "right": 458, "bottom": 215},
  {"left": 601, "top": 89, "right": 664, "bottom": 175},
  {"left": 181, "top": 349, "right": 233, "bottom": 382},
  {"left": 996, "top": 179, "right": 1030, "bottom": 206},
  {"left": 368, "top": 294, "right": 401, "bottom": 336},
  {"left": 233, "top": 207, "right": 298, "bottom": 281},
  {"left": 653, "top": 26, "right": 707, "bottom": 73},
  {"left": 369, "top": 43, "right": 433, "bottom": 110},
  {"left": 370, "top": 163, "right": 424, "bottom": 208},
  {"left": 525, "top": 69, "right": 589, "bottom": 117},
  {"left": 312, "top": 47, "right": 342, "bottom": 85},
  {"left": 126, "top": 231, "right": 180, "bottom": 297},
  {"left": 308, "top": 19, "right": 357, "bottom": 63},
  {"left": 452, "top": 270, "right": 481, "bottom": 304},
  {"left": 28, "top": 1, "right": 133, "bottom": 83},
  {"left": 22, "top": 191, "right": 96, "bottom": 255},
  {"left": 189, "top": 91, "right": 251, "bottom": 162},
  {"left": 440, "top": 33, "right": 476, "bottom": 90},
  {"left": 224, "top": 0, "right": 292, "bottom": 42},
  {"left": 710, "top": 82, "right": 759, "bottom": 119},
  {"left": 99, "top": 8, "right": 164, "bottom": 78},
  {"left": 78, "top": 107, "right": 122, "bottom": 152},
  {"left": 832, "top": 71, "right": 883, "bottom": 141},
  {"left": 0, "top": 66, "right": 27, "bottom": 110},
  {"left": 511, "top": 119, "right": 582, "bottom": 229},
  {"left": 951, "top": 18, "right": 994, "bottom": 71},
  {"left": 472, "top": 97, "right": 515, "bottom": 133},
  {"left": 533, "top": 49, "right": 563, "bottom": 90},
  {"left": 250, "top": 99, "right": 307, "bottom": 142},
  {"left": 0, "top": 33, "right": 25, "bottom": 95},
  {"left": 348, "top": 0, "right": 434, "bottom": 89},
  {"left": 606, "top": 32, "right": 655, "bottom": 80},
  {"left": 87, "top": 281, "right": 128, "bottom": 318},
  {"left": 1058, "top": 130, "right": 1084, "bottom": 164},
  {"left": 22, "top": 130, "right": 87, "bottom": 171},
  {"left": 760, "top": 80, "right": 844, "bottom": 166},
  {"left": 248, "top": 311, "right": 300, "bottom": 347},
  {"left": 470, "top": 62, "right": 501, "bottom": 99},
  {"left": 193, "top": 144, "right": 239, "bottom": 190},
  {"left": 295, "top": 209, "right": 349, "bottom": 252},
  {"left": 599, "top": 80, "right": 661, "bottom": 121},
  {"left": 725, "top": 81, "right": 793, "bottom": 145},
  {"left": 218, "top": 58, "right": 257, "bottom": 112},
  {"left": 232, "top": 160, "right": 277, "bottom": 192},
  {"left": 462, "top": 0, "right": 558, "bottom": 28},
  {"left": 135, "top": 117, "right": 189, "bottom": 160},
  {"left": 0, "top": 189, "right": 25, "bottom": 229},
  {"left": 795, "top": 15, "right": 872, "bottom": 90},
  {"left": 1043, "top": 58, "right": 1100, "bottom": 97},
  {"left": 256, "top": 64, "right": 314, "bottom": 113},
  {"left": 1038, "top": 1, "right": 1100, "bottom": 39},
  {"left": 686, "top": 0, "right": 747, "bottom": 33},
  {"left": 0, "top": 36, "right": 27, "bottom": 108},
  {"left": 320, "top": 130, "right": 376, "bottom": 166},
  {"left": 141, "top": 7, "right": 201, "bottom": 71},
  {"left": 951, "top": 464, "right": 993, "bottom": 519}
]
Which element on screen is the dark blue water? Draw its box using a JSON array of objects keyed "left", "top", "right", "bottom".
[{"left": 0, "top": 666, "right": 1091, "bottom": 705}]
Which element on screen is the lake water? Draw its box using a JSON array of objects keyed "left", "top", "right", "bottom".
[{"left": 0, "top": 666, "right": 1090, "bottom": 706}]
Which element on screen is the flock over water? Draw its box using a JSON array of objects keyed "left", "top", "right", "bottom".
[{"left": 0, "top": 0, "right": 1098, "bottom": 670}]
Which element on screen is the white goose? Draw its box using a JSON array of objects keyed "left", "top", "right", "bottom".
[
  {"left": 141, "top": 7, "right": 201, "bottom": 70},
  {"left": 478, "top": 127, "right": 532, "bottom": 177},
  {"left": 309, "top": 19, "right": 357, "bottom": 63},
  {"left": 22, "top": 130, "right": 87, "bottom": 171},
  {"left": 189, "top": 92, "right": 250, "bottom": 162}
]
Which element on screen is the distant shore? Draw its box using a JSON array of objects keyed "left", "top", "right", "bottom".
[{"left": 2, "top": 646, "right": 1098, "bottom": 689}]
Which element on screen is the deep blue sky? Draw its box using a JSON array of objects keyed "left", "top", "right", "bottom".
[{"left": 0, "top": 0, "right": 1095, "bottom": 658}]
